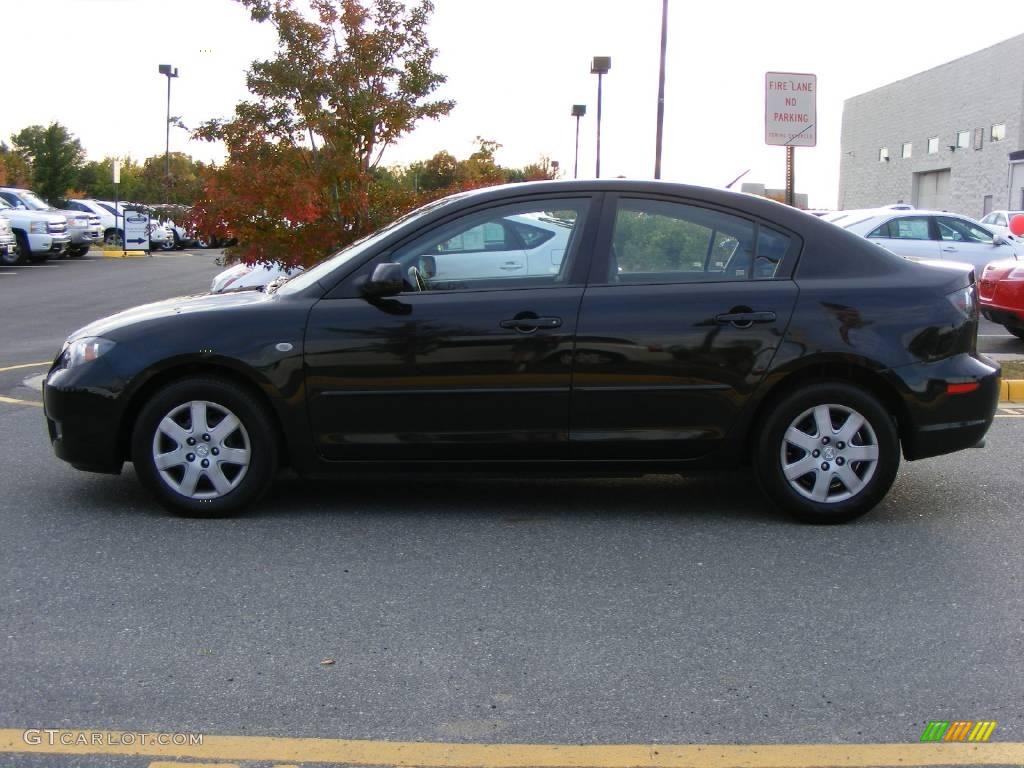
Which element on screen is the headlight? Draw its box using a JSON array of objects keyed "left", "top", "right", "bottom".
[
  {"left": 0, "top": 220, "right": 9, "bottom": 234},
  {"left": 946, "top": 285, "right": 977, "bottom": 319},
  {"left": 30, "top": 221, "right": 48, "bottom": 234},
  {"left": 65, "top": 337, "right": 116, "bottom": 368}
]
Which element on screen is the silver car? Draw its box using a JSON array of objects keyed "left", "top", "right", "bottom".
[{"left": 824, "top": 208, "right": 1020, "bottom": 271}]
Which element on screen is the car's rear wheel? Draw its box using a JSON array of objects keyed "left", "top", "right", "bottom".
[
  {"left": 1004, "top": 325, "right": 1024, "bottom": 340},
  {"left": 753, "top": 382, "right": 900, "bottom": 524},
  {"left": 131, "top": 377, "right": 278, "bottom": 517}
]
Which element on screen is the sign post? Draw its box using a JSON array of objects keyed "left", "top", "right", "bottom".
[
  {"left": 765, "top": 71, "right": 816, "bottom": 207},
  {"left": 112, "top": 160, "right": 121, "bottom": 246}
]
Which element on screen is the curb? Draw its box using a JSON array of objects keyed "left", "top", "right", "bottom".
[
  {"left": 1001, "top": 379, "right": 1024, "bottom": 402},
  {"left": 102, "top": 250, "right": 148, "bottom": 258}
]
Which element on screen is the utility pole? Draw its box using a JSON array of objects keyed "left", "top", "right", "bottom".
[
  {"left": 654, "top": 0, "right": 668, "bottom": 179},
  {"left": 158, "top": 64, "right": 179, "bottom": 183},
  {"left": 571, "top": 104, "right": 586, "bottom": 179},
  {"left": 591, "top": 57, "right": 611, "bottom": 178}
]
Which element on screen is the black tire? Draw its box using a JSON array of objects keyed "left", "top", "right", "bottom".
[
  {"left": 1005, "top": 325, "right": 1024, "bottom": 340},
  {"left": 131, "top": 377, "right": 278, "bottom": 517},
  {"left": 68, "top": 245, "right": 89, "bottom": 258},
  {"left": 104, "top": 228, "right": 123, "bottom": 246},
  {"left": 4, "top": 233, "right": 25, "bottom": 266},
  {"left": 753, "top": 381, "right": 900, "bottom": 524}
]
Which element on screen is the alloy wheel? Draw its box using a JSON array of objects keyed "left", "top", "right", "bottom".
[
  {"left": 151, "top": 400, "right": 251, "bottom": 499},
  {"left": 779, "top": 403, "right": 880, "bottom": 503}
]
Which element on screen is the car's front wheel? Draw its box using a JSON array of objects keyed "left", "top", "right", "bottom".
[
  {"left": 3, "top": 234, "right": 24, "bottom": 266},
  {"left": 131, "top": 377, "right": 278, "bottom": 517},
  {"left": 754, "top": 382, "right": 900, "bottom": 524}
]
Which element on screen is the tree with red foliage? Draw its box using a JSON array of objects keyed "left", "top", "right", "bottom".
[{"left": 192, "top": 0, "right": 454, "bottom": 267}]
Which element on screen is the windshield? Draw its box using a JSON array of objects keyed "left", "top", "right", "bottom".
[
  {"left": 97, "top": 202, "right": 119, "bottom": 216},
  {"left": 0, "top": 197, "right": 10, "bottom": 210},
  {"left": 18, "top": 191, "right": 52, "bottom": 211},
  {"left": 276, "top": 192, "right": 469, "bottom": 295}
]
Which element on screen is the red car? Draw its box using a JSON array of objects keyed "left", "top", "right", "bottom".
[{"left": 980, "top": 258, "right": 1024, "bottom": 339}]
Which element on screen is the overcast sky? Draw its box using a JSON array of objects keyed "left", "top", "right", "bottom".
[{"left": 2, "top": 0, "right": 1021, "bottom": 208}]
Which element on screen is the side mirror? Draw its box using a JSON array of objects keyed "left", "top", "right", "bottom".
[
  {"left": 359, "top": 262, "right": 405, "bottom": 298},
  {"left": 993, "top": 234, "right": 1009, "bottom": 246}
]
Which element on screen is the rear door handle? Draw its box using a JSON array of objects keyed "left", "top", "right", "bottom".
[
  {"left": 942, "top": 246, "right": 958, "bottom": 252},
  {"left": 715, "top": 311, "right": 776, "bottom": 327},
  {"left": 499, "top": 261, "right": 524, "bottom": 271},
  {"left": 500, "top": 315, "right": 563, "bottom": 332}
]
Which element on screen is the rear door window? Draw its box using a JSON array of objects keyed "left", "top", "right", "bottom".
[{"left": 868, "top": 217, "right": 932, "bottom": 240}]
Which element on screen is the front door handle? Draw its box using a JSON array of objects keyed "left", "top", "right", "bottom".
[
  {"left": 942, "top": 245, "right": 958, "bottom": 252},
  {"left": 500, "top": 315, "right": 563, "bottom": 332},
  {"left": 499, "top": 261, "right": 524, "bottom": 271},
  {"left": 715, "top": 311, "right": 776, "bottom": 327}
]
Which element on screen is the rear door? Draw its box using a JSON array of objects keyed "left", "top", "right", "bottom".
[{"left": 569, "top": 194, "right": 800, "bottom": 460}]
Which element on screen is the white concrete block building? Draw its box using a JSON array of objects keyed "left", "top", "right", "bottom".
[{"left": 838, "top": 34, "right": 1024, "bottom": 218}]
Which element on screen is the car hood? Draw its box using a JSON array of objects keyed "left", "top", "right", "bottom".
[
  {"left": 68, "top": 290, "right": 272, "bottom": 341},
  {"left": 3, "top": 208, "right": 66, "bottom": 223}
]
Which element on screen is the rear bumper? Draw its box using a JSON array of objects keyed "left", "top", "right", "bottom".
[
  {"left": 886, "top": 353, "right": 1001, "bottom": 461},
  {"left": 980, "top": 305, "right": 1024, "bottom": 327}
]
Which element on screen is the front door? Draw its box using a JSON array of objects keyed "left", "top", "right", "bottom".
[
  {"left": 570, "top": 194, "right": 799, "bottom": 460},
  {"left": 934, "top": 215, "right": 1017, "bottom": 271},
  {"left": 304, "top": 196, "right": 595, "bottom": 461}
]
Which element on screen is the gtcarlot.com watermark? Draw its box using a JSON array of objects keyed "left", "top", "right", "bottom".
[{"left": 23, "top": 729, "right": 203, "bottom": 747}]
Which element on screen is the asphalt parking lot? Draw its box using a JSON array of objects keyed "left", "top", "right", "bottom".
[{"left": 2, "top": 252, "right": 1023, "bottom": 767}]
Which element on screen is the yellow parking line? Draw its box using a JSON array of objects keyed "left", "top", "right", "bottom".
[
  {"left": 0, "top": 361, "right": 48, "bottom": 373},
  {"left": 0, "top": 395, "right": 42, "bottom": 408},
  {"left": 2, "top": 730, "right": 1024, "bottom": 767},
  {"left": 150, "top": 764, "right": 239, "bottom": 768}
]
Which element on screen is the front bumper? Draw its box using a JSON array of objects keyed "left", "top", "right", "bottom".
[
  {"left": 27, "top": 232, "right": 71, "bottom": 254},
  {"left": 68, "top": 225, "right": 102, "bottom": 246},
  {"left": 0, "top": 234, "right": 14, "bottom": 255},
  {"left": 43, "top": 359, "right": 125, "bottom": 474},
  {"left": 887, "top": 353, "right": 1001, "bottom": 461}
]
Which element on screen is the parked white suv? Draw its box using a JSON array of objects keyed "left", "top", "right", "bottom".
[
  {"left": 0, "top": 195, "right": 69, "bottom": 264},
  {"left": 0, "top": 188, "right": 100, "bottom": 258},
  {"left": 0, "top": 208, "right": 16, "bottom": 263}
]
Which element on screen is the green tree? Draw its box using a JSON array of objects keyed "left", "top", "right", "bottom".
[
  {"left": 74, "top": 156, "right": 143, "bottom": 201},
  {"left": 0, "top": 141, "right": 32, "bottom": 187},
  {"left": 10, "top": 123, "right": 85, "bottom": 203}
]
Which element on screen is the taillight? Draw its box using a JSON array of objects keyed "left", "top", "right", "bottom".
[{"left": 946, "top": 284, "right": 977, "bottom": 319}]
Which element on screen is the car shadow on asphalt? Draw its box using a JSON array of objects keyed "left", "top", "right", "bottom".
[
  {"left": 254, "top": 469, "right": 781, "bottom": 524},
  {"left": 66, "top": 467, "right": 784, "bottom": 524}
]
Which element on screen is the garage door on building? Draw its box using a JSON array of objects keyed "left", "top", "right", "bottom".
[{"left": 914, "top": 169, "right": 951, "bottom": 210}]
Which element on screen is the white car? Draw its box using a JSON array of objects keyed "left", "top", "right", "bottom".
[
  {"left": 414, "top": 212, "right": 574, "bottom": 281},
  {"left": 211, "top": 261, "right": 303, "bottom": 293},
  {"left": 823, "top": 208, "right": 1020, "bottom": 272},
  {"left": 978, "top": 210, "right": 1024, "bottom": 237}
]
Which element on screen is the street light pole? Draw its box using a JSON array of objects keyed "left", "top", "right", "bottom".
[
  {"left": 158, "top": 64, "right": 179, "bottom": 180},
  {"left": 591, "top": 57, "right": 610, "bottom": 178},
  {"left": 654, "top": 0, "right": 668, "bottom": 179},
  {"left": 571, "top": 104, "right": 586, "bottom": 179}
]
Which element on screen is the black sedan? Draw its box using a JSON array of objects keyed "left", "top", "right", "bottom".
[{"left": 43, "top": 180, "right": 1000, "bottom": 523}]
